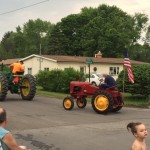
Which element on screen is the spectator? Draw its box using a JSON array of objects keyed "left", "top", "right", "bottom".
[
  {"left": 99, "top": 73, "right": 116, "bottom": 89},
  {"left": 127, "top": 122, "right": 148, "bottom": 150},
  {"left": 0, "top": 107, "right": 28, "bottom": 150}
]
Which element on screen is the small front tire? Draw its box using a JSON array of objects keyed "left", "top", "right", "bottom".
[
  {"left": 76, "top": 98, "right": 87, "bottom": 109},
  {"left": 63, "top": 97, "right": 74, "bottom": 110}
]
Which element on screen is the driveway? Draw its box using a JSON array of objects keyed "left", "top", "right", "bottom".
[{"left": 0, "top": 93, "right": 150, "bottom": 150}]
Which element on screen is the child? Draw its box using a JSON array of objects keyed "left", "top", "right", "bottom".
[{"left": 127, "top": 122, "right": 148, "bottom": 150}]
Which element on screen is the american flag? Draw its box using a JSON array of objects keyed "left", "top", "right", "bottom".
[{"left": 124, "top": 51, "right": 134, "bottom": 84}]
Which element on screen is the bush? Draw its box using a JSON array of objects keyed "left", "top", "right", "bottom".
[
  {"left": 36, "top": 68, "right": 85, "bottom": 93},
  {"left": 116, "top": 64, "right": 150, "bottom": 97}
]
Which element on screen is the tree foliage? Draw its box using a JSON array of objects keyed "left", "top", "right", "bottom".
[
  {"left": 0, "top": 4, "right": 149, "bottom": 62},
  {"left": 0, "top": 19, "right": 54, "bottom": 59},
  {"left": 47, "top": 4, "right": 149, "bottom": 58}
]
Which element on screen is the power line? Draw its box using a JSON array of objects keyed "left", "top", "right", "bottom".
[{"left": 0, "top": 0, "right": 50, "bottom": 16}]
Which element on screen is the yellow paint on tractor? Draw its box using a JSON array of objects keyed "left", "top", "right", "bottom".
[
  {"left": 21, "top": 78, "right": 30, "bottom": 96},
  {"left": 94, "top": 95, "right": 109, "bottom": 111},
  {"left": 64, "top": 99, "right": 72, "bottom": 109}
]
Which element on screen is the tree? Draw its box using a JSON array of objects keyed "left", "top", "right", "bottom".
[
  {"left": 47, "top": 23, "right": 66, "bottom": 55},
  {"left": 81, "top": 5, "right": 148, "bottom": 57},
  {"left": 48, "top": 4, "right": 149, "bottom": 58},
  {"left": 0, "top": 19, "right": 54, "bottom": 58},
  {"left": 22, "top": 19, "right": 54, "bottom": 55},
  {"left": 47, "top": 12, "right": 94, "bottom": 56},
  {"left": 0, "top": 31, "right": 16, "bottom": 59}
]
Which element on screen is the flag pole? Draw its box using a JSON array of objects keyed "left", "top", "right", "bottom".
[{"left": 122, "top": 66, "right": 125, "bottom": 100}]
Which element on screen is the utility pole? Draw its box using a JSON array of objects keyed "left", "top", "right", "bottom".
[
  {"left": 39, "top": 32, "right": 46, "bottom": 71},
  {"left": 39, "top": 43, "right": 42, "bottom": 71}
]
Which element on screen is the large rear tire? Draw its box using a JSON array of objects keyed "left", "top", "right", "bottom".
[
  {"left": 20, "top": 74, "right": 36, "bottom": 101},
  {"left": 0, "top": 74, "right": 8, "bottom": 101},
  {"left": 112, "top": 96, "right": 123, "bottom": 112},
  {"left": 112, "top": 106, "right": 123, "bottom": 112},
  {"left": 91, "top": 91, "right": 113, "bottom": 114}
]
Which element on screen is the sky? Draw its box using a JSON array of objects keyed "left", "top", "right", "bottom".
[{"left": 0, "top": 0, "right": 150, "bottom": 41}]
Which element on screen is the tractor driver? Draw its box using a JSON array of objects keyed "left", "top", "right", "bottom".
[
  {"left": 99, "top": 73, "right": 116, "bottom": 89},
  {"left": 10, "top": 61, "right": 24, "bottom": 75}
]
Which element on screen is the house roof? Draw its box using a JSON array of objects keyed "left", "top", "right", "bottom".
[
  {"left": 21, "top": 54, "right": 148, "bottom": 65},
  {"left": 1, "top": 54, "right": 148, "bottom": 65},
  {"left": 1, "top": 58, "right": 21, "bottom": 65}
]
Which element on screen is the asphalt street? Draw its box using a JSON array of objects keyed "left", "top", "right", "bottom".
[{"left": 0, "top": 93, "right": 150, "bottom": 150}]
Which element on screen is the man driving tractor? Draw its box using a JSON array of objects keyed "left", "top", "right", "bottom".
[
  {"left": 10, "top": 61, "right": 24, "bottom": 83},
  {"left": 10, "top": 61, "right": 24, "bottom": 74},
  {"left": 99, "top": 73, "right": 116, "bottom": 89}
]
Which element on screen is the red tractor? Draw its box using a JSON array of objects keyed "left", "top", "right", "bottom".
[{"left": 63, "top": 81, "right": 124, "bottom": 114}]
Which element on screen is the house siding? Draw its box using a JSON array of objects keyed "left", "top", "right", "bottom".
[
  {"left": 12, "top": 54, "right": 146, "bottom": 80},
  {"left": 23, "top": 57, "right": 123, "bottom": 80}
]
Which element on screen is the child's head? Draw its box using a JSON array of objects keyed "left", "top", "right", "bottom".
[{"left": 127, "top": 122, "right": 148, "bottom": 139}]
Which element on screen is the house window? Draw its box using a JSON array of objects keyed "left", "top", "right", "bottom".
[
  {"left": 44, "top": 68, "right": 49, "bottom": 71},
  {"left": 109, "top": 67, "right": 119, "bottom": 75},
  {"left": 80, "top": 66, "right": 86, "bottom": 73},
  {"left": 28, "top": 68, "right": 32, "bottom": 74}
]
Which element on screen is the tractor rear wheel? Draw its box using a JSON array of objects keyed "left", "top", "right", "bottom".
[
  {"left": 112, "top": 96, "right": 123, "bottom": 112},
  {"left": 91, "top": 91, "right": 113, "bottom": 114},
  {"left": 20, "top": 74, "right": 36, "bottom": 100},
  {"left": 112, "top": 106, "right": 123, "bottom": 112},
  {"left": 63, "top": 97, "right": 74, "bottom": 110},
  {"left": 76, "top": 98, "right": 87, "bottom": 108},
  {"left": 0, "top": 74, "right": 8, "bottom": 101}
]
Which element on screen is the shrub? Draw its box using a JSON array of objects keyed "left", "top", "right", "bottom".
[
  {"left": 62, "top": 68, "right": 85, "bottom": 92},
  {"left": 116, "top": 64, "right": 150, "bottom": 97},
  {"left": 36, "top": 69, "right": 64, "bottom": 92},
  {"left": 36, "top": 68, "right": 85, "bottom": 93}
]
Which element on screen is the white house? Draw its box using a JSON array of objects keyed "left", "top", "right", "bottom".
[
  {"left": 1, "top": 52, "right": 147, "bottom": 80},
  {"left": 16, "top": 52, "right": 146, "bottom": 80}
]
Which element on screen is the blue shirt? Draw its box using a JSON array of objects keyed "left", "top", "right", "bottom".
[
  {"left": 0, "top": 127, "right": 10, "bottom": 150},
  {"left": 104, "top": 75, "right": 116, "bottom": 87}
]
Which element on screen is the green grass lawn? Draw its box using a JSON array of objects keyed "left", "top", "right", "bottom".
[
  {"left": 36, "top": 86, "right": 69, "bottom": 99},
  {"left": 36, "top": 86, "right": 150, "bottom": 108},
  {"left": 123, "top": 93, "right": 150, "bottom": 108}
]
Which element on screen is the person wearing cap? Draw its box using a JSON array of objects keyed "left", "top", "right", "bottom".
[
  {"left": 99, "top": 73, "right": 116, "bottom": 89},
  {"left": 0, "top": 107, "right": 28, "bottom": 150}
]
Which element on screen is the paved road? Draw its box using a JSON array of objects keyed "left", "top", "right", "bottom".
[{"left": 0, "top": 93, "right": 150, "bottom": 150}]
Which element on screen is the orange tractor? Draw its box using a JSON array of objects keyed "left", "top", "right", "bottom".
[{"left": 63, "top": 81, "right": 124, "bottom": 114}]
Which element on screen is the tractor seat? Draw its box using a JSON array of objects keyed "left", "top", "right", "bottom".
[{"left": 15, "top": 71, "right": 24, "bottom": 75}]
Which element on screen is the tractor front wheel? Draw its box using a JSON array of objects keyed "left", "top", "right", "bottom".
[
  {"left": 63, "top": 97, "right": 74, "bottom": 110},
  {"left": 0, "top": 74, "right": 8, "bottom": 101},
  {"left": 91, "top": 91, "right": 113, "bottom": 114},
  {"left": 76, "top": 98, "right": 87, "bottom": 108},
  {"left": 20, "top": 74, "right": 36, "bottom": 101}
]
